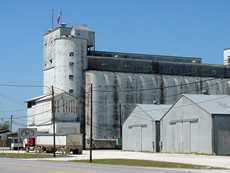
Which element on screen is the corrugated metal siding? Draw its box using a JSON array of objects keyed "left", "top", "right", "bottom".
[{"left": 161, "top": 96, "right": 213, "bottom": 154}]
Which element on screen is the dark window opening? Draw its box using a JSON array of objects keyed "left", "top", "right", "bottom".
[
  {"left": 69, "top": 75, "right": 74, "bottom": 80},
  {"left": 69, "top": 62, "right": 74, "bottom": 66},
  {"left": 69, "top": 89, "right": 74, "bottom": 94},
  {"left": 27, "top": 101, "right": 36, "bottom": 108},
  {"left": 69, "top": 52, "right": 74, "bottom": 57}
]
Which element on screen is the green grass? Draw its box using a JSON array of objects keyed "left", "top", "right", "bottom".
[
  {"left": 73, "top": 159, "right": 224, "bottom": 170},
  {"left": 0, "top": 152, "right": 62, "bottom": 159}
]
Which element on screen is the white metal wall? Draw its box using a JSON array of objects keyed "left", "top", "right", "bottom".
[
  {"left": 27, "top": 100, "right": 51, "bottom": 130},
  {"left": 122, "top": 106, "right": 155, "bottom": 152},
  {"left": 27, "top": 94, "right": 80, "bottom": 135},
  {"left": 161, "top": 96, "right": 213, "bottom": 154}
]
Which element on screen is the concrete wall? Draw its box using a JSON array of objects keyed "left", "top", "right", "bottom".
[
  {"left": 85, "top": 70, "right": 230, "bottom": 141},
  {"left": 161, "top": 96, "right": 213, "bottom": 154},
  {"left": 42, "top": 26, "right": 88, "bottom": 139},
  {"left": 43, "top": 31, "right": 87, "bottom": 96}
]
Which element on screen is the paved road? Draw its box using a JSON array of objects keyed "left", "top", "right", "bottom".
[{"left": 0, "top": 158, "right": 228, "bottom": 173}]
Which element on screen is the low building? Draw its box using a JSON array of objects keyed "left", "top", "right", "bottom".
[
  {"left": 26, "top": 93, "right": 80, "bottom": 135},
  {"left": 122, "top": 104, "right": 171, "bottom": 152},
  {"left": 0, "top": 130, "right": 11, "bottom": 147},
  {"left": 161, "top": 94, "right": 230, "bottom": 155}
]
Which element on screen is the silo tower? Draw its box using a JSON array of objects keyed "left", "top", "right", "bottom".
[
  {"left": 42, "top": 24, "right": 95, "bottom": 137},
  {"left": 43, "top": 24, "right": 95, "bottom": 96}
]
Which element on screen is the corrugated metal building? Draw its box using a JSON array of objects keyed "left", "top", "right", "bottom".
[
  {"left": 122, "top": 104, "right": 171, "bottom": 152},
  {"left": 26, "top": 93, "right": 80, "bottom": 135},
  {"left": 161, "top": 94, "right": 230, "bottom": 155}
]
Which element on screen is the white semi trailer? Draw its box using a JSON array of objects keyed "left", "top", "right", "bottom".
[{"left": 34, "top": 134, "right": 82, "bottom": 154}]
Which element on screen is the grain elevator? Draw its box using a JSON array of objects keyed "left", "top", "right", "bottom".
[{"left": 27, "top": 23, "right": 230, "bottom": 148}]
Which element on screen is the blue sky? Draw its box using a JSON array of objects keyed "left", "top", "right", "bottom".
[{"left": 0, "top": 0, "right": 230, "bottom": 128}]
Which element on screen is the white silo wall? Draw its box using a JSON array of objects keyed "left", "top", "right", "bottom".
[
  {"left": 85, "top": 70, "right": 230, "bottom": 140},
  {"left": 54, "top": 38, "right": 86, "bottom": 96},
  {"left": 85, "top": 72, "right": 107, "bottom": 139},
  {"left": 104, "top": 72, "right": 117, "bottom": 138},
  {"left": 163, "top": 76, "right": 179, "bottom": 104},
  {"left": 43, "top": 29, "right": 62, "bottom": 94}
]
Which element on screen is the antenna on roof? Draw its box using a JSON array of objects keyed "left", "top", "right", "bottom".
[
  {"left": 57, "top": 9, "right": 63, "bottom": 25},
  {"left": 51, "top": 8, "right": 54, "bottom": 29}
]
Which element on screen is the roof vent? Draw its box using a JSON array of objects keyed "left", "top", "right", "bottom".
[{"left": 60, "top": 23, "right": 67, "bottom": 27}]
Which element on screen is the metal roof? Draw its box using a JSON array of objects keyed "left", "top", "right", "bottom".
[
  {"left": 25, "top": 92, "right": 69, "bottom": 103},
  {"left": 25, "top": 94, "right": 50, "bottom": 102},
  {"left": 0, "top": 130, "right": 10, "bottom": 134},
  {"left": 183, "top": 94, "right": 230, "bottom": 115},
  {"left": 134, "top": 104, "right": 172, "bottom": 120},
  {"left": 88, "top": 50, "right": 202, "bottom": 63}
]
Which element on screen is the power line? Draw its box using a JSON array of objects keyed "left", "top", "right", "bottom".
[
  {"left": 0, "top": 108, "right": 26, "bottom": 113},
  {"left": 0, "top": 77, "right": 229, "bottom": 127},
  {"left": 0, "top": 83, "right": 48, "bottom": 88},
  {"left": 91, "top": 95, "right": 230, "bottom": 118},
  {"left": 90, "top": 78, "right": 230, "bottom": 105},
  {"left": 92, "top": 77, "right": 224, "bottom": 93}
]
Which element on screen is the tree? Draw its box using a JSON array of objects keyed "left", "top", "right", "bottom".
[{"left": 0, "top": 121, "right": 9, "bottom": 131}]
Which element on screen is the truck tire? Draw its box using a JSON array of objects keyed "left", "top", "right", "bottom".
[{"left": 72, "top": 149, "right": 80, "bottom": 154}]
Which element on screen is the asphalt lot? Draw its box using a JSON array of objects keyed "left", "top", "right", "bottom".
[{"left": 0, "top": 158, "right": 227, "bottom": 173}]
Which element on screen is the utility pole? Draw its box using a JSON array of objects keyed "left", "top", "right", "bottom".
[
  {"left": 160, "top": 75, "right": 164, "bottom": 104},
  {"left": 200, "top": 78, "right": 203, "bottom": 94},
  {"left": 119, "top": 103, "right": 122, "bottom": 148},
  {"left": 89, "top": 84, "right": 93, "bottom": 163},
  {"left": 10, "top": 115, "right": 13, "bottom": 132},
  {"left": 51, "top": 85, "right": 56, "bottom": 157}
]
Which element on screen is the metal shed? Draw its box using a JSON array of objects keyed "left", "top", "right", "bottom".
[
  {"left": 161, "top": 94, "right": 230, "bottom": 155},
  {"left": 122, "top": 104, "right": 171, "bottom": 152}
]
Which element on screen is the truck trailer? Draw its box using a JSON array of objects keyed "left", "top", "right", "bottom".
[{"left": 27, "top": 134, "right": 82, "bottom": 154}]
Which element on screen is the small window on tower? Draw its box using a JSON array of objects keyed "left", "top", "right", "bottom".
[
  {"left": 69, "top": 62, "right": 74, "bottom": 66},
  {"left": 69, "top": 89, "right": 74, "bottom": 94},
  {"left": 69, "top": 75, "right": 74, "bottom": 80},
  {"left": 69, "top": 52, "right": 74, "bottom": 57}
]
